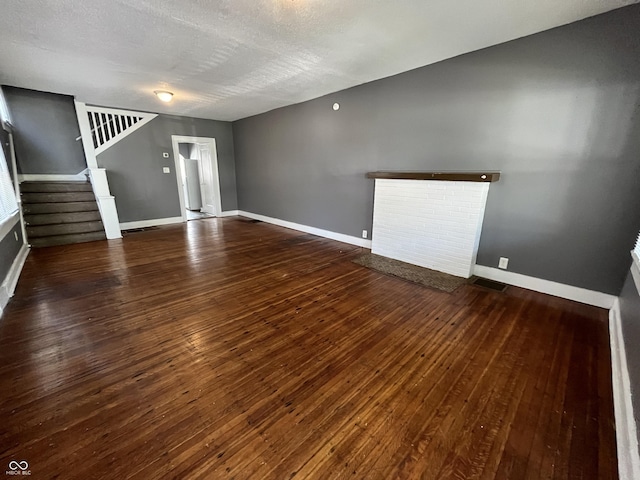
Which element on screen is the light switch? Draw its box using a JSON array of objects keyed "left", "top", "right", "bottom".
[
  {"left": 163, "top": 167, "right": 170, "bottom": 173},
  {"left": 162, "top": 152, "right": 169, "bottom": 158}
]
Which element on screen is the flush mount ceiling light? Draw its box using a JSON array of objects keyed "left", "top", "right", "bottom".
[{"left": 154, "top": 90, "right": 174, "bottom": 102}]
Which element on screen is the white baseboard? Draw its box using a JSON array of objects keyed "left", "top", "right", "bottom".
[
  {"left": 609, "top": 299, "right": 640, "bottom": 480},
  {"left": 120, "top": 216, "right": 183, "bottom": 230},
  {"left": 220, "top": 210, "right": 239, "bottom": 217},
  {"left": 237, "top": 210, "right": 372, "bottom": 249},
  {"left": 0, "top": 243, "right": 30, "bottom": 318},
  {"left": 473, "top": 265, "right": 615, "bottom": 309},
  {"left": 19, "top": 170, "right": 89, "bottom": 182}
]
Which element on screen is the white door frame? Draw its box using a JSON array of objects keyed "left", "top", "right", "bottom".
[{"left": 171, "top": 135, "right": 222, "bottom": 221}]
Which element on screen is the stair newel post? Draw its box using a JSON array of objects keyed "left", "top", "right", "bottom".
[
  {"left": 74, "top": 100, "right": 122, "bottom": 239},
  {"left": 88, "top": 169, "right": 121, "bottom": 239}
]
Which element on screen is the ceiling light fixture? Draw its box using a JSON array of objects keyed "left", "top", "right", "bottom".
[{"left": 154, "top": 90, "right": 174, "bottom": 102}]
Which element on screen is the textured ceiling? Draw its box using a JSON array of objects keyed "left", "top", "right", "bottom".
[{"left": 0, "top": 0, "right": 636, "bottom": 121}]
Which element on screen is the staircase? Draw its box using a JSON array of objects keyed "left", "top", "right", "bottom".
[{"left": 21, "top": 181, "right": 107, "bottom": 248}]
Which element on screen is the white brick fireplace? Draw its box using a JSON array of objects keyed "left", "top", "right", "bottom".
[{"left": 369, "top": 172, "right": 498, "bottom": 278}]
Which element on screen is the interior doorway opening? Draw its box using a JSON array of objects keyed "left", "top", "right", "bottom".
[{"left": 171, "top": 136, "right": 222, "bottom": 222}]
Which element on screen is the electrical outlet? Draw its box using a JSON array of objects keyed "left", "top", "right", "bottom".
[
  {"left": 362, "top": 230, "right": 368, "bottom": 239},
  {"left": 498, "top": 257, "right": 509, "bottom": 269},
  {"left": 162, "top": 167, "right": 170, "bottom": 173}
]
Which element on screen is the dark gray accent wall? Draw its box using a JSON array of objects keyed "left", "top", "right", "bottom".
[
  {"left": 620, "top": 268, "right": 640, "bottom": 445},
  {"left": 3, "top": 87, "right": 87, "bottom": 175},
  {"left": 97, "top": 114, "right": 236, "bottom": 223},
  {"left": 233, "top": 5, "right": 640, "bottom": 295}
]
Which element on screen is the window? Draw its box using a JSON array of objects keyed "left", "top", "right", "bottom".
[{"left": 0, "top": 142, "right": 18, "bottom": 226}]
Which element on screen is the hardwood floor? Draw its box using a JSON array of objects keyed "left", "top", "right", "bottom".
[{"left": 0, "top": 217, "right": 617, "bottom": 479}]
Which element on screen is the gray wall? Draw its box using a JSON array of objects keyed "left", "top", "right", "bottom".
[
  {"left": 620, "top": 269, "right": 640, "bottom": 445},
  {"left": 0, "top": 127, "right": 25, "bottom": 284},
  {"left": 3, "top": 87, "right": 87, "bottom": 175},
  {"left": 97, "top": 114, "right": 236, "bottom": 223},
  {"left": 233, "top": 5, "right": 640, "bottom": 295},
  {"left": 0, "top": 220, "right": 23, "bottom": 283}
]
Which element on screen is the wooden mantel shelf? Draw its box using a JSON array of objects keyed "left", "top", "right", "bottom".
[{"left": 366, "top": 171, "right": 500, "bottom": 182}]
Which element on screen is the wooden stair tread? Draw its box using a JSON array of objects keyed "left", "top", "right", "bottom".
[
  {"left": 20, "top": 180, "right": 106, "bottom": 246},
  {"left": 25, "top": 211, "right": 102, "bottom": 226},
  {"left": 23, "top": 201, "right": 99, "bottom": 214},
  {"left": 29, "top": 231, "right": 107, "bottom": 248},
  {"left": 27, "top": 221, "right": 105, "bottom": 238},
  {"left": 22, "top": 192, "right": 97, "bottom": 203},
  {"left": 20, "top": 181, "right": 93, "bottom": 193}
]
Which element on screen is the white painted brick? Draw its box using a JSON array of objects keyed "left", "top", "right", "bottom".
[{"left": 372, "top": 179, "right": 489, "bottom": 278}]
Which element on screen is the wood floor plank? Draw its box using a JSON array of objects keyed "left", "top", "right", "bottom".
[{"left": 0, "top": 218, "right": 617, "bottom": 479}]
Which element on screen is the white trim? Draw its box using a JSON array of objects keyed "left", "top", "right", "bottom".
[
  {"left": 86, "top": 106, "right": 154, "bottom": 117},
  {"left": 220, "top": 210, "right": 239, "bottom": 217},
  {"left": 119, "top": 216, "right": 183, "bottom": 230},
  {"left": 94, "top": 117, "right": 157, "bottom": 155},
  {"left": 87, "top": 168, "right": 121, "bottom": 239},
  {"left": 0, "top": 86, "right": 12, "bottom": 128},
  {"left": 88, "top": 167, "right": 111, "bottom": 197},
  {"left": 473, "top": 264, "right": 615, "bottom": 309},
  {"left": 0, "top": 212, "right": 19, "bottom": 241},
  {"left": 8, "top": 132, "right": 28, "bottom": 245},
  {"left": 237, "top": 210, "right": 372, "bottom": 248},
  {"left": 18, "top": 171, "right": 89, "bottom": 183},
  {"left": 171, "top": 136, "right": 223, "bottom": 222},
  {"left": 631, "top": 252, "right": 640, "bottom": 295},
  {"left": 94, "top": 194, "right": 122, "bottom": 239},
  {"left": 91, "top": 107, "right": 158, "bottom": 156},
  {"left": 74, "top": 101, "right": 123, "bottom": 239},
  {"left": 74, "top": 101, "right": 99, "bottom": 169},
  {"left": 0, "top": 243, "right": 29, "bottom": 318},
  {"left": 609, "top": 299, "right": 640, "bottom": 480}
]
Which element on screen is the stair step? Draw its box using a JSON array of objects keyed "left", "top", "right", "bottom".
[
  {"left": 20, "top": 181, "right": 92, "bottom": 193},
  {"left": 25, "top": 211, "right": 102, "bottom": 226},
  {"left": 23, "top": 201, "right": 99, "bottom": 215},
  {"left": 30, "top": 231, "right": 107, "bottom": 248},
  {"left": 27, "top": 221, "right": 104, "bottom": 238},
  {"left": 22, "top": 192, "right": 96, "bottom": 203}
]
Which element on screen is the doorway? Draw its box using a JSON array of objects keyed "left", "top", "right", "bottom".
[{"left": 171, "top": 135, "right": 222, "bottom": 222}]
